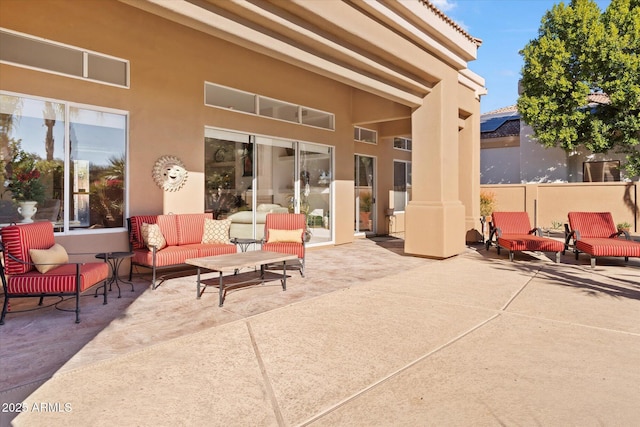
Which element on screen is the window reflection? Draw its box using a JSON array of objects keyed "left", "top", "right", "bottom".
[{"left": 0, "top": 93, "right": 127, "bottom": 231}]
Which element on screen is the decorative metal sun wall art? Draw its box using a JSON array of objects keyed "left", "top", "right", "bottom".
[{"left": 152, "top": 155, "right": 188, "bottom": 192}]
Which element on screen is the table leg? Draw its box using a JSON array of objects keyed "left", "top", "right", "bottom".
[
  {"left": 281, "top": 261, "right": 287, "bottom": 291},
  {"left": 196, "top": 268, "right": 202, "bottom": 299},
  {"left": 112, "top": 257, "right": 123, "bottom": 298},
  {"left": 112, "top": 257, "right": 135, "bottom": 296},
  {"left": 218, "top": 271, "right": 224, "bottom": 307}
]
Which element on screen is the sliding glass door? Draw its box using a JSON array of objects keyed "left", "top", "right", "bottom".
[
  {"left": 355, "top": 155, "right": 375, "bottom": 234},
  {"left": 205, "top": 128, "right": 332, "bottom": 245}
]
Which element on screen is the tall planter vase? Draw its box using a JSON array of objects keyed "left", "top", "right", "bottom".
[{"left": 17, "top": 201, "right": 38, "bottom": 223}]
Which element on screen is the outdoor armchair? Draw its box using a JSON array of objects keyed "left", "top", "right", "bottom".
[
  {"left": 262, "top": 213, "right": 306, "bottom": 276},
  {"left": 0, "top": 222, "right": 109, "bottom": 324},
  {"left": 486, "top": 211, "right": 565, "bottom": 262},
  {"left": 566, "top": 212, "right": 640, "bottom": 268}
]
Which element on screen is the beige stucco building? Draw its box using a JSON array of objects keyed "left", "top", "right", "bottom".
[{"left": 0, "top": 0, "right": 485, "bottom": 259}]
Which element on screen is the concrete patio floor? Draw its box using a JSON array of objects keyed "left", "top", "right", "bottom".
[{"left": 1, "top": 237, "right": 639, "bottom": 426}]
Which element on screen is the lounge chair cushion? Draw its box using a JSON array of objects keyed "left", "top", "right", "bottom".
[
  {"left": 568, "top": 212, "right": 617, "bottom": 238},
  {"left": 575, "top": 238, "right": 640, "bottom": 258},
  {"left": 497, "top": 234, "right": 564, "bottom": 253}
]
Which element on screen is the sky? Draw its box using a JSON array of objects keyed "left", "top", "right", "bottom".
[{"left": 432, "top": 0, "right": 612, "bottom": 114}]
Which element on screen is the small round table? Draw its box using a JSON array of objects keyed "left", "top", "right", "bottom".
[
  {"left": 231, "top": 238, "right": 261, "bottom": 252},
  {"left": 95, "top": 252, "right": 134, "bottom": 298},
  {"left": 230, "top": 238, "right": 261, "bottom": 274}
]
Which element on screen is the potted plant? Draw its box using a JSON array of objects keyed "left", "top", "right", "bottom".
[
  {"left": 479, "top": 190, "right": 496, "bottom": 242},
  {"left": 617, "top": 222, "right": 632, "bottom": 233},
  {"left": 2, "top": 140, "right": 45, "bottom": 222},
  {"left": 359, "top": 191, "right": 372, "bottom": 229}
]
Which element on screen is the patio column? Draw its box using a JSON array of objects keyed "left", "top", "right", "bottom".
[
  {"left": 458, "top": 107, "right": 482, "bottom": 243},
  {"left": 405, "top": 76, "right": 466, "bottom": 258}
]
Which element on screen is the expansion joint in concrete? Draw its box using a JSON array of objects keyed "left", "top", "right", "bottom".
[
  {"left": 246, "top": 321, "right": 286, "bottom": 427},
  {"left": 297, "top": 313, "right": 501, "bottom": 426}
]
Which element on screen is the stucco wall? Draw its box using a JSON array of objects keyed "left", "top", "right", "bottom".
[
  {"left": 482, "top": 182, "right": 639, "bottom": 233},
  {"left": 0, "top": 0, "right": 414, "bottom": 248},
  {"left": 480, "top": 147, "right": 521, "bottom": 184}
]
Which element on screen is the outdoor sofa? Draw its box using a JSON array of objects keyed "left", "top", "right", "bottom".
[{"left": 128, "top": 213, "right": 237, "bottom": 289}]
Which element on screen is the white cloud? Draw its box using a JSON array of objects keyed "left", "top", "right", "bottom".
[{"left": 430, "top": 0, "right": 457, "bottom": 12}]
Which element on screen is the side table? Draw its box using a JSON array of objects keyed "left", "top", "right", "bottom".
[
  {"left": 95, "top": 252, "right": 135, "bottom": 298},
  {"left": 231, "top": 237, "right": 261, "bottom": 252}
]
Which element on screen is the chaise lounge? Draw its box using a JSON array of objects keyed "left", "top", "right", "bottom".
[
  {"left": 486, "top": 211, "right": 565, "bottom": 263},
  {"left": 566, "top": 211, "right": 640, "bottom": 268}
]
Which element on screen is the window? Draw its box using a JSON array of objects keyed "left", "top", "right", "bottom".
[
  {"left": 393, "top": 161, "right": 412, "bottom": 211},
  {"left": 354, "top": 126, "right": 377, "bottom": 144},
  {"left": 583, "top": 161, "right": 621, "bottom": 182},
  {"left": 204, "top": 82, "right": 334, "bottom": 130},
  {"left": 393, "top": 137, "right": 412, "bottom": 151},
  {"left": 0, "top": 92, "right": 128, "bottom": 232},
  {"left": 0, "top": 28, "right": 129, "bottom": 87},
  {"left": 259, "top": 96, "right": 298, "bottom": 123}
]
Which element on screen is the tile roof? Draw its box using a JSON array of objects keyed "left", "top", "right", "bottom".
[
  {"left": 481, "top": 107, "right": 520, "bottom": 137},
  {"left": 419, "top": 0, "right": 482, "bottom": 46},
  {"left": 483, "top": 105, "right": 518, "bottom": 115}
]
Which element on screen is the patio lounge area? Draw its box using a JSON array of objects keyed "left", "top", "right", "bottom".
[{"left": 1, "top": 237, "right": 639, "bottom": 426}]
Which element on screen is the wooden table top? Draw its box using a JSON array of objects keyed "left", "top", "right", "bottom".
[{"left": 185, "top": 251, "right": 298, "bottom": 272}]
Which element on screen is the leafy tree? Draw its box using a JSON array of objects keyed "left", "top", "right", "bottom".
[{"left": 518, "top": 0, "right": 640, "bottom": 176}]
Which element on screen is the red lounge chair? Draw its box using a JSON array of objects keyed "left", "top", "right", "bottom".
[
  {"left": 0, "top": 222, "right": 109, "bottom": 324},
  {"left": 486, "top": 212, "right": 565, "bottom": 262},
  {"left": 567, "top": 212, "right": 640, "bottom": 268}
]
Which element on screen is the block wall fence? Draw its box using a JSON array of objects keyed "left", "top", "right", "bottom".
[{"left": 481, "top": 182, "right": 638, "bottom": 234}]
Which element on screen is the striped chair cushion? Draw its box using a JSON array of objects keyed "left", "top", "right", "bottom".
[
  {"left": 568, "top": 212, "right": 617, "bottom": 238},
  {"left": 193, "top": 243, "right": 237, "bottom": 258},
  {"left": 132, "top": 246, "right": 199, "bottom": 267},
  {"left": 262, "top": 241, "right": 305, "bottom": 259},
  {"left": 492, "top": 212, "right": 533, "bottom": 235},
  {"left": 1, "top": 222, "right": 56, "bottom": 275},
  {"left": 157, "top": 215, "right": 179, "bottom": 246},
  {"left": 6, "top": 262, "right": 108, "bottom": 294},
  {"left": 264, "top": 213, "right": 306, "bottom": 240},
  {"left": 498, "top": 234, "right": 565, "bottom": 252},
  {"left": 129, "top": 215, "right": 158, "bottom": 250},
  {"left": 176, "top": 213, "right": 213, "bottom": 245},
  {"left": 575, "top": 238, "right": 640, "bottom": 257},
  {"left": 263, "top": 213, "right": 306, "bottom": 259}
]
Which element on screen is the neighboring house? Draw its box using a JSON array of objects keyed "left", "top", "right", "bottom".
[
  {"left": 481, "top": 103, "right": 630, "bottom": 184},
  {"left": 0, "top": 0, "right": 486, "bottom": 260}
]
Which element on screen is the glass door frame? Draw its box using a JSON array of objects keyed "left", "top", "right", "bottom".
[{"left": 354, "top": 154, "right": 376, "bottom": 235}]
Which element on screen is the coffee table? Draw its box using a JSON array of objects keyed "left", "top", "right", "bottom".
[{"left": 185, "top": 251, "right": 299, "bottom": 306}]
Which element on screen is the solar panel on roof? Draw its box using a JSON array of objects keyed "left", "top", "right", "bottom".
[{"left": 480, "top": 111, "right": 520, "bottom": 132}]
